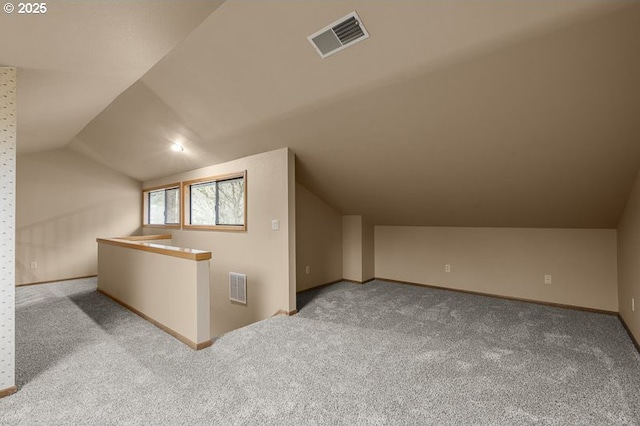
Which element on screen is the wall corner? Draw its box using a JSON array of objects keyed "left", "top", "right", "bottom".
[
  {"left": 287, "top": 149, "right": 297, "bottom": 312},
  {"left": 0, "top": 67, "right": 17, "bottom": 395}
]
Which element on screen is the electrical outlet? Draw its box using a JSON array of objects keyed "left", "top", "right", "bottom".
[
  {"left": 544, "top": 275, "right": 552, "bottom": 284},
  {"left": 305, "top": 265, "right": 311, "bottom": 275},
  {"left": 30, "top": 261, "right": 38, "bottom": 270},
  {"left": 445, "top": 264, "right": 451, "bottom": 273}
]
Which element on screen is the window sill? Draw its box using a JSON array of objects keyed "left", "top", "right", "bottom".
[
  {"left": 183, "top": 224, "right": 246, "bottom": 232},
  {"left": 143, "top": 224, "right": 181, "bottom": 229}
]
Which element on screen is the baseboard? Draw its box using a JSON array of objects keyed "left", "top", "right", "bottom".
[
  {"left": 342, "top": 278, "right": 375, "bottom": 285},
  {"left": 618, "top": 314, "right": 640, "bottom": 354},
  {"left": 296, "top": 279, "right": 343, "bottom": 293},
  {"left": 273, "top": 309, "right": 298, "bottom": 316},
  {"left": 377, "top": 277, "right": 618, "bottom": 316},
  {"left": 97, "top": 289, "right": 212, "bottom": 351},
  {"left": 297, "top": 278, "right": 375, "bottom": 293},
  {"left": 17, "top": 274, "right": 97, "bottom": 287},
  {"left": 0, "top": 386, "right": 17, "bottom": 399},
  {"left": 195, "top": 340, "right": 214, "bottom": 350}
]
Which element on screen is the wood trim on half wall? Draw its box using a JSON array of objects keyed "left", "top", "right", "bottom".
[
  {"left": 273, "top": 309, "right": 298, "bottom": 316},
  {"left": 97, "top": 289, "right": 213, "bottom": 351},
  {"left": 0, "top": 386, "right": 17, "bottom": 399}
]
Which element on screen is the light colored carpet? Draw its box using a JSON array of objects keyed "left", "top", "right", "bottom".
[{"left": 1, "top": 278, "right": 639, "bottom": 425}]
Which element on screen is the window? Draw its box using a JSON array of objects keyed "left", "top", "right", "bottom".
[
  {"left": 143, "top": 184, "right": 181, "bottom": 227},
  {"left": 184, "top": 172, "right": 246, "bottom": 231}
]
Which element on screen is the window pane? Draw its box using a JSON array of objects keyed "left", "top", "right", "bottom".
[
  {"left": 149, "top": 191, "right": 165, "bottom": 225},
  {"left": 191, "top": 182, "right": 217, "bottom": 225},
  {"left": 217, "top": 178, "right": 244, "bottom": 226},
  {"left": 165, "top": 188, "right": 180, "bottom": 224}
]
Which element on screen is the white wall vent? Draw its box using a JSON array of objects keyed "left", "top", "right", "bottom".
[
  {"left": 229, "top": 272, "right": 247, "bottom": 304},
  {"left": 308, "top": 11, "right": 369, "bottom": 59}
]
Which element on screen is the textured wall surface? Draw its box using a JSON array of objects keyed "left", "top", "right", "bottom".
[
  {"left": 295, "top": 183, "right": 342, "bottom": 292},
  {"left": 16, "top": 148, "right": 141, "bottom": 285},
  {"left": 0, "top": 67, "right": 16, "bottom": 392},
  {"left": 142, "top": 148, "right": 295, "bottom": 337},
  {"left": 618, "top": 171, "right": 640, "bottom": 343},
  {"left": 376, "top": 226, "right": 618, "bottom": 312}
]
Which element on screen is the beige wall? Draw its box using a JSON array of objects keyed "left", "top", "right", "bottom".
[
  {"left": 342, "top": 215, "right": 375, "bottom": 283},
  {"left": 0, "top": 67, "right": 16, "bottom": 393},
  {"left": 296, "top": 183, "right": 342, "bottom": 292},
  {"left": 16, "top": 148, "right": 142, "bottom": 285},
  {"left": 142, "top": 148, "right": 295, "bottom": 337},
  {"left": 618, "top": 171, "right": 640, "bottom": 342},
  {"left": 97, "top": 242, "right": 210, "bottom": 346},
  {"left": 375, "top": 226, "right": 618, "bottom": 312},
  {"left": 343, "top": 216, "right": 363, "bottom": 282},
  {"left": 362, "top": 217, "right": 375, "bottom": 282}
]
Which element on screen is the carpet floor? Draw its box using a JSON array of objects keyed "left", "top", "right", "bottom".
[{"left": 1, "top": 278, "right": 639, "bottom": 425}]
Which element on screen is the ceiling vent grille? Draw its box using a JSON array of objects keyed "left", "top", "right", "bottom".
[
  {"left": 229, "top": 272, "right": 246, "bottom": 304},
  {"left": 308, "top": 11, "right": 369, "bottom": 59}
]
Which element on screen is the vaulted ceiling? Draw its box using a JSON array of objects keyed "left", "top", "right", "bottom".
[
  {"left": 0, "top": 0, "right": 223, "bottom": 153},
  {"left": 4, "top": 1, "right": 640, "bottom": 227}
]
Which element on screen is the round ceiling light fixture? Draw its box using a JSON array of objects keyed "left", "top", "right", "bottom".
[{"left": 170, "top": 143, "right": 184, "bottom": 152}]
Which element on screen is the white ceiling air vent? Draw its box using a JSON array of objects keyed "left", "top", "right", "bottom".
[
  {"left": 229, "top": 272, "right": 247, "bottom": 304},
  {"left": 308, "top": 11, "right": 369, "bottom": 59}
]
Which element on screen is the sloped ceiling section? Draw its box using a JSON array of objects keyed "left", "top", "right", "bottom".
[
  {"left": 70, "top": 1, "right": 640, "bottom": 227},
  {"left": 69, "top": 81, "right": 218, "bottom": 178},
  {"left": 0, "top": 0, "right": 223, "bottom": 154}
]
